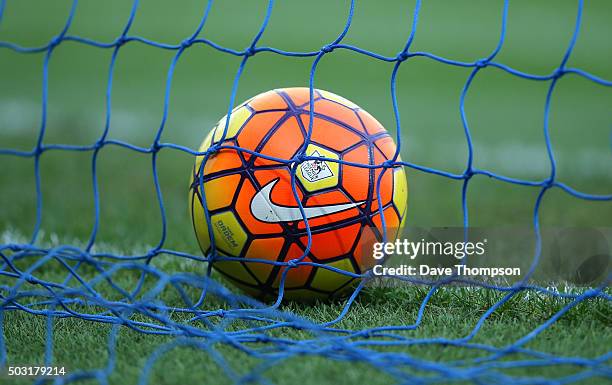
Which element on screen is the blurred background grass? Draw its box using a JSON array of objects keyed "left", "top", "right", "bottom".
[{"left": 1, "top": 0, "right": 611, "bottom": 252}]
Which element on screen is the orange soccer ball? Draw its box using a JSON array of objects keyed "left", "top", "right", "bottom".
[{"left": 189, "top": 88, "right": 408, "bottom": 300}]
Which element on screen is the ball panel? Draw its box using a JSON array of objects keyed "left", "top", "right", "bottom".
[
  {"left": 351, "top": 224, "right": 378, "bottom": 272},
  {"left": 247, "top": 90, "right": 288, "bottom": 112},
  {"left": 203, "top": 147, "right": 244, "bottom": 175},
  {"left": 299, "top": 222, "right": 361, "bottom": 261},
  {"left": 237, "top": 111, "right": 287, "bottom": 155},
  {"left": 190, "top": 188, "right": 211, "bottom": 255},
  {"left": 373, "top": 135, "right": 400, "bottom": 161},
  {"left": 303, "top": 100, "right": 364, "bottom": 136},
  {"left": 318, "top": 89, "right": 360, "bottom": 110},
  {"left": 198, "top": 127, "right": 215, "bottom": 153},
  {"left": 310, "top": 258, "right": 355, "bottom": 292},
  {"left": 212, "top": 105, "right": 252, "bottom": 142},
  {"left": 215, "top": 258, "right": 259, "bottom": 286},
  {"left": 393, "top": 168, "right": 408, "bottom": 220},
  {"left": 371, "top": 206, "right": 401, "bottom": 242},
  {"left": 194, "top": 128, "right": 216, "bottom": 176},
  {"left": 341, "top": 144, "right": 372, "bottom": 202},
  {"left": 257, "top": 116, "right": 304, "bottom": 166},
  {"left": 299, "top": 114, "right": 363, "bottom": 152},
  {"left": 200, "top": 174, "right": 242, "bottom": 212},
  {"left": 244, "top": 237, "right": 285, "bottom": 284},
  {"left": 281, "top": 87, "right": 322, "bottom": 107},
  {"left": 356, "top": 109, "right": 385, "bottom": 136},
  {"left": 210, "top": 211, "right": 249, "bottom": 256},
  {"left": 272, "top": 243, "right": 313, "bottom": 289}
]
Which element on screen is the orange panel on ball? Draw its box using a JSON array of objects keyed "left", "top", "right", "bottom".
[
  {"left": 257, "top": 116, "right": 304, "bottom": 166},
  {"left": 299, "top": 114, "right": 362, "bottom": 152},
  {"left": 299, "top": 222, "right": 361, "bottom": 261},
  {"left": 201, "top": 174, "right": 242, "bottom": 211},
  {"left": 371, "top": 206, "right": 401, "bottom": 242},
  {"left": 237, "top": 111, "right": 287, "bottom": 155},
  {"left": 244, "top": 237, "right": 285, "bottom": 284},
  {"left": 352, "top": 225, "right": 378, "bottom": 272},
  {"left": 341, "top": 144, "right": 372, "bottom": 202},
  {"left": 306, "top": 99, "right": 364, "bottom": 135},
  {"left": 374, "top": 135, "right": 400, "bottom": 161},
  {"left": 247, "top": 90, "right": 288, "bottom": 112},
  {"left": 357, "top": 109, "right": 386, "bottom": 136},
  {"left": 272, "top": 242, "right": 313, "bottom": 289},
  {"left": 282, "top": 87, "right": 321, "bottom": 107},
  {"left": 203, "top": 147, "right": 244, "bottom": 176}
]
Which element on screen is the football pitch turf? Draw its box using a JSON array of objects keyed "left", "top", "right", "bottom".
[{"left": 0, "top": 0, "right": 611, "bottom": 383}]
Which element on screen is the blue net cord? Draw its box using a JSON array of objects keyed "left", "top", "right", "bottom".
[{"left": 0, "top": 0, "right": 611, "bottom": 384}]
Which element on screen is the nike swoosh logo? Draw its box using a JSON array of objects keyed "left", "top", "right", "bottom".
[{"left": 250, "top": 179, "right": 364, "bottom": 223}]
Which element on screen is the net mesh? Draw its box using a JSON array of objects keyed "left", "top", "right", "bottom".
[{"left": 1, "top": 0, "right": 611, "bottom": 383}]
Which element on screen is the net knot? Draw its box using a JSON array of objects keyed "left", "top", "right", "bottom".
[
  {"left": 180, "top": 39, "right": 194, "bottom": 49},
  {"left": 145, "top": 249, "right": 158, "bottom": 259},
  {"left": 49, "top": 36, "right": 62, "bottom": 49},
  {"left": 115, "top": 36, "right": 128, "bottom": 47},
  {"left": 287, "top": 259, "right": 299, "bottom": 268},
  {"left": 382, "top": 160, "right": 395, "bottom": 169},
  {"left": 475, "top": 59, "right": 489, "bottom": 69},
  {"left": 553, "top": 68, "right": 565, "bottom": 79},
  {"left": 22, "top": 273, "right": 36, "bottom": 284},
  {"left": 212, "top": 309, "right": 225, "bottom": 318},
  {"left": 396, "top": 51, "right": 409, "bottom": 62},
  {"left": 544, "top": 177, "right": 555, "bottom": 188},
  {"left": 244, "top": 47, "right": 256, "bottom": 57},
  {"left": 208, "top": 143, "right": 221, "bottom": 154},
  {"left": 321, "top": 44, "right": 335, "bottom": 53},
  {"left": 150, "top": 142, "right": 161, "bottom": 153},
  {"left": 293, "top": 152, "right": 308, "bottom": 164}
]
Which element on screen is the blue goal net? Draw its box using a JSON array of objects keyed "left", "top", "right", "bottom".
[{"left": 0, "top": 0, "right": 611, "bottom": 384}]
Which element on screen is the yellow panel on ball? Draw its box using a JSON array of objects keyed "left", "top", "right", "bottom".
[
  {"left": 393, "top": 167, "right": 408, "bottom": 219},
  {"left": 190, "top": 190, "right": 211, "bottom": 254},
  {"left": 202, "top": 174, "right": 241, "bottom": 212},
  {"left": 194, "top": 128, "right": 215, "bottom": 175},
  {"left": 213, "top": 105, "right": 252, "bottom": 143},
  {"left": 318, "top": 89, "right": 359, "bottom": 109},
  {"left": 210, "top": 211, "right": 248, "bottom": 256},
  {"left": 215, "top": 255, "right": 258, "bottom": 286},
  {"left": 310, "top": 258, "right": 355, "bottom": 292}
]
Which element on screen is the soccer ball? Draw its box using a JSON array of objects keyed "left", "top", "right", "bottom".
[{"left": 189, "top": 88, "right": 408, "bottom": 300}]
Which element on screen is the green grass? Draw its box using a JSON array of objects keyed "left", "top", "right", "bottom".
[
  {"left": 1, "top": 279, "right": 610, "bottom": 385},
  {"left": 1, "top": 0, "right": 611, "bottom": 384}
]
